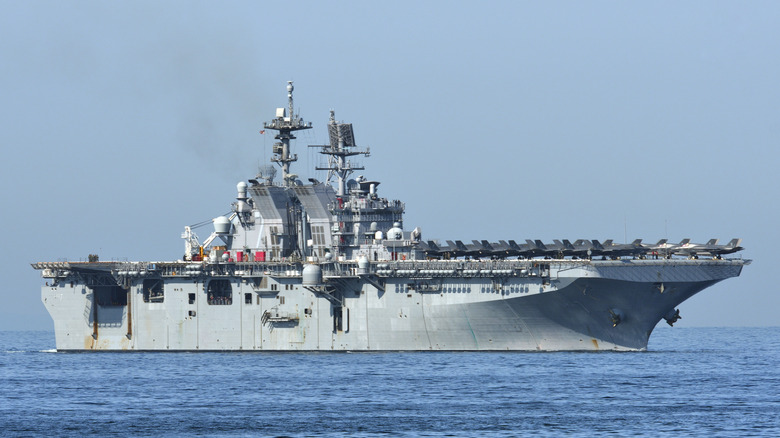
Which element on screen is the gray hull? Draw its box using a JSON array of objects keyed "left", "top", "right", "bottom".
[{"left": 39, "top": 259, "right": 744, "bottom": 351}]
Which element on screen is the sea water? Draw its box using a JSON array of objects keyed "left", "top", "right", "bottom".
[{"left": 1, "top": 327, "right": 779, "bottom": 437}]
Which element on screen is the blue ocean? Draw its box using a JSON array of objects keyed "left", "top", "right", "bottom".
[{"left": 1, "top": 327, "right": 778, "bottom": 437}]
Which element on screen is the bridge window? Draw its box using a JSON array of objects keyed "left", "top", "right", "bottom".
[
  {"left": 207, "top": 279, "right": 232, "bottom": 305},
  {"left": 245, "top": 293, "right": 252, "bottom": 304},
  {"left": 142, "top": 279, "right": 164, "bottom": 303}
]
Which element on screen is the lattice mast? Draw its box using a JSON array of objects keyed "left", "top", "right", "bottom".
[{"left": 311, "top": 110, "right": 370, "bottom": 196}]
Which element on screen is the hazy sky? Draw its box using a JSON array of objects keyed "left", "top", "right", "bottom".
[{"left": 2, "top": 1, "right": 778, "bottom": 330}]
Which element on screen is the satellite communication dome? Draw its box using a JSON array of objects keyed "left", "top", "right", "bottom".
[
  {"left": 388, "top": 223, "right": 403, "bottom": 240},
  {"left": 302, "top": 264, "right": 322, "bottom": 286},
  {"left": 213, "top": 216, "right": 231, "bottom": 234}
]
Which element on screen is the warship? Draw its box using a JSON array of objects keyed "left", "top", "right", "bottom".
[{"left": 33, "top": 82, "right": 749, "bottom": 351}]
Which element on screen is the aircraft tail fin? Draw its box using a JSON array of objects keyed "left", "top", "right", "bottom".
[{"left": 726, "top": 238, "right": 742, "bottom": 248}]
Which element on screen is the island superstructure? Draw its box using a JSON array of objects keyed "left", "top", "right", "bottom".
[{"left": 33, "top": 82, "right": 749, "bottom": 351}]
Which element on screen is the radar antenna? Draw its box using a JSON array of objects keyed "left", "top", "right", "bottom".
[
  {"left": 257, "top": 165, "right": 277, "bottom": 185},
  {"left": 309, "top": 110, "right": 370, "bottom": 196},
  {"left": 262, "top": 81, "right": 312, "bottom": 186}
]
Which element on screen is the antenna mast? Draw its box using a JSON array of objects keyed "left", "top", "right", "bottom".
[
  {"left": 310, "top": 110, "right": 370, "bottom": 197},
  {"left": 263, "top": 81, "right": 312, "bottom": 186}
]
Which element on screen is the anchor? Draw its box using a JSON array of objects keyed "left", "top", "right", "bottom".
[
  {"left": 664, "top": 308, "right": 682, "bottom": 326},
  {"left": 609, "top": 308, "right": 624, "bottom": 327}
]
